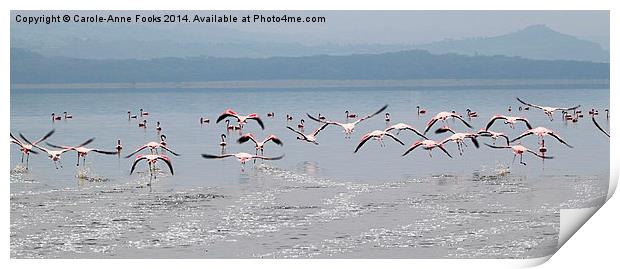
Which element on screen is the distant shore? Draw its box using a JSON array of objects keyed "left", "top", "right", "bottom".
[{"left": 10, "top": 79, "right": 610, "bottom": 91}]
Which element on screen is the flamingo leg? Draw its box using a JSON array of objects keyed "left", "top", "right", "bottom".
[
  {"left": 512, "top": 154, "right": 517, "bottom": 165},
  {"left": 76, "top": 154, "right": 80, "bottom": 166},
  {"left": 520, "top": 154, "right": 527, "bottom": 166},
  {"left": 21, "top": 153, "right": 24, "bottom": 163},
  {"left": 26, "top": 154, "right": 30, "bottom": 169}
]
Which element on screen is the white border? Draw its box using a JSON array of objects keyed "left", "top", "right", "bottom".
[{"left": 3, "top": 1, "right": 618, "bottom": 268}]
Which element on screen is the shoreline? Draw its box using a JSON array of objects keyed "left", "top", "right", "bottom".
[{"left": 10, "top": 79, "right": 610, "bottom": 90}]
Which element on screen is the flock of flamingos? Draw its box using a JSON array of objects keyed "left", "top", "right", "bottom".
[{"left": 10, "top": 97, "right": 610, "bottom": 184}]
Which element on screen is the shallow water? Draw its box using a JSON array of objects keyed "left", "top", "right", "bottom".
[{"left": 10, "top": 81, "right": 609, "bottom": 258}]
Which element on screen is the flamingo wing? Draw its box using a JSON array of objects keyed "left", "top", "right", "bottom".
[
  {"left": 92, "top": 149, "right": 119, "bottom": 155},
  {"left": 159, "top": 145, "right": 181, "bottom": 156},
  {"left": 526, "top": 149, "right": 554, "bottom": 159},
  {"left": 515, "top": 117, "right": 533, "bottom": 129},
  {"left": 510, "top": 131, "right": 533, "bottom": 143},
  {"left": 129, "top": 155, "right": 147, "bottom": 175},
  {"left": 591, "top": 116, "right": 610, "bottom": 138},
  {"left": 402, "top": 142, "right": 423, "bottom": 156},
  {"left": 265, "top": 135, "right": 283, "bottom": 146},
  {"left": 485, "top": 115, "right": 506, "bottom": 130},
  {"left": 499, "top": 134, "right": 511, "bottom": 145},
  {"left": 34, "top": 129, "right": 56, "bottom": 145},
  {"left": 216, "top": 110, "right": 240, "bottom": 123},
  {"left": 286, "top": 126, "right": 307, "bottom": 139},
  {"left": 353, "top": 134, "right": 374, "bottom": 153},
  {"left": 246, "top": 116, "right": 265, "bottom": 130},
  {"left": 124, "top": 144, "right": 149, "bottom": 158},
  {"left": 423, "top": 118, "right": 439, "bottom": 134},
  {"left": 385, "top": 132, "right": 405, "bottom": 146},
  {"left": 45, "top": 142, "right": 72, "bottom": 150},
  {"left": 437, "top": 144, "right": 453, "bottom": 158},
  {"left": 353, "top": 104, "right": 388, "bottom": 124},
  {"left": 484, "top": 143, "right": 512, "bottom": 149},
  {"left": 201, "top": 153, "right": 234, "bottom": 159},
  {"left": 311, "top": 123, "right": 331, "bottom": 137},
  {"left": 237, "top": 133, "right": 258, "bottom": 145},
  {"left": 157, "top": 156, "right": 175, "bottom": 175},
  {"left": 468, "top": 136, "right": 480, "bottom": 148},
  {"left": 452, "top": 114, "right": 473, "bottom": 129},
  {"left": 402, "top": 126, "right": 428, "bottom": 139},
  {"left": 254, "top": 154, "right": 285, "bottom": 161},
  {"left": 547, "top": 132, "right": 573, "bottom": 148},
  {"left": 516, "top": 97, "right": 545, "bottom": 110},
  {"left": 558, "top": 104, "right": 581, "bottom": 111}
]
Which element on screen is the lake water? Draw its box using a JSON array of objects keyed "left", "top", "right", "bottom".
[{"left": 10, "top": 80, "right": 610, "bottom": 258}]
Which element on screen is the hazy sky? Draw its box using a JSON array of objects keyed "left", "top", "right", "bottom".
[{"left": 12, "top": 10, "right": 609, "bottom": 47}]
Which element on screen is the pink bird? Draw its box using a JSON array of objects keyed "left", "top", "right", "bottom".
[
  {"left": 354, "top": 130, "right": 404, "bottom": 153},
  {"left": 476, "top": 129, "right": 510, "bottom": 145},
  {"left": 124, "top": 140, "right": 180, "bottom": 158},
  {"left": 11, "top": 130, "right": 55, "bottom": 169},
  {"left": 402, "top": 139, "right": 452, "bottom": 158},
  {"left": 47, "top": 139, "right": 117, "bottom": 166},
  {"left": 485, "top": 143, "right": 553, "bottom": 166},
  {"left": 517, "top": 97, "right": 580, "bottom": 121},
  {"left": 130, "top": 154, "right": 174, "bottom": 184},
  {"left": 423, "top": 111, "right": 472, "bottom": 134},
  {"left": 307, "top": 105, "right": 388, "bottom": 138},
  {"left": 237, "top": 133, "right": 283, "bottom": 155},
  {"left": 201, "top": 152, "right": 284, "bottom": 172},
  {"left": 30, "top": 138, "right": 93, "bottom": 169},
  {"left": 216, "top": 109, "right": 265, "bottom": 129},
  {"left": 511, "top": 127, "right": 573, "bottom": 148},
  {"left": 485, "top": 114, "right": 532, "bottom": 130},
  {"left": 435, "top": 126, "right": 479, "bottom": 155}
]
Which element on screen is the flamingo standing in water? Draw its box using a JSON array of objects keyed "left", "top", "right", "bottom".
[
  {"left": 435, "top": 126, "right": 480, "bottom": 156},
  {"left": 402, "top": 139, "right": 452, "bottom": 158},
  {"left": 267, "top": 112, "right": 275, "bottom": 118},
  {"left": 307, "top": 105, "right": 388, "bottom": 138},
  {"left": 130, "top": 154, "right": 174, "bottom": 184},
  {"left": 286, "top": 114, "right": 293, "bottom": 121},
  {"left": 63, "top": 112, "right": 73, "bottom": 119},
  {"left": 484, "top": 115, "right": 532, "bottom": 130},
  {"left": 238, "top": 133, "right": 283, "bottom": 155},
  {"left": 516, "top": 97, "right": 580, "bottom": 121},
  {"left": 416, "top": 106, "right": 426, "bottom": 115},
  {"left": 219, "top": 134, "right": 228, "bottom": 153},
  {"left": 485, "top": 143, "right": 553, "bottom": 166},
  {"left": 476, "top": 129, "right": 510, "bottom": 145},
  {"left": 286, "top": 123, "right": 330, "bottom": 145},
  {"left": 11, "top": 130, "right": 55, "bottom": 169},
  {"left": 159, "top": 135, "right": 168, "bottom": 147},
  {"left": 224, "top": 119, "right": 242, "bottom": 131},
  {"left": 200, "top": 117, "right": 210, "bottom": 124},
  {"left": 128, "top": 111, "right": 137, "bottom": 119},
  {"left": 30, "top": 138, "right": 93, "bottom": 169},
  {"left": 46, "top": 139, "right": 117, "bottom": 166},
  {"left": 138, "top": 120, "right": 147, "bottom": 128},
  {"left": 216, "top": 109, "right": 265, "bottom": 130},
  {"left": 201, "top": 152, "right": 284, "bottom": 172},
  {"left": 115, "top": 139, "right": 123, "bottom": 156},
  {"left": 51, "top": 113, "right": 62, "bottom": 122},
  {"left": 384, "top": 123, "right": 427, "bottom": 139},
  {"left": 384, "top": 113, "right": 391, "bottom": 123},
  {"left": 345, "top": 110, "right": 357, "bottom": 119},
  {"left": 297, "top": 119, "right": 305, "bottom": 130},
  {"left": 139, "top": 108, "right": 149, "bottom": 117},
  {"left": 465, "top": 109, "right": 478, "bottom": 119},
  {"left": 124, "top": 140, "right": 180, "bottom": 158},
  {"left": 591, "top": 115, "right": 610, "bottom": 138},
  {"left": 156, "top": 121, "right": 162, "bottom": 133},
  {"left": 423, "top": 111, "right": 472, "bottom": 134},
  {"left": 354, "top": 130, "right": 404, "bottom": 153},
  {"left": 511, "top": 127, "right": 573, "bottom": 148}
]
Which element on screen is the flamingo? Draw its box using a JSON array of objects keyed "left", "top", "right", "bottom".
[
  {"left": 286, "top": 114, "right": 293, "bottom": 121},
  {"left": 216, "top": 109, "right": 265, "bottom": 130},
  {"left": 485, "top": 143, "right": 553, "bottom": 166},
  {"left": 51, "top": 113, "right": 61, "bottom": 121},
  {"left": 476, "top": 129, "right": 510, "bottom": 145},
  {"left": 605, "top": 109, "right": 609, "bottom": 119},
  {"left": 46, "top": 139, "right": 116, "bottom": 166},
  {"left": 138, "top": 120, "right": 147, "bottom": 128},
  {"left": 385, "top": 113, "right": 391, "bottom": 123},
  {"left": 384, "top": 123, "right": 427, "bottom": 139},
  {"left": 237, "top": 133, "right": 283, "bottom": 155},
  {"left": 201, "top": 152, "right": 284, "bottom": 172},
  {"left": 423, "top": 111, "right": 472, "bottom": 134},
  {"left": 159, "top": 135, "right": 168, "bottom": 147},
  {"left": 465, "top": 109, "right": 478, "bottom": 118},
  {"left": 63, "top": 112, "right": 73, "bottom": 119},
  {"left": 511, "top": 127, "right": 573, "bottom": 148},
  {"left": 591, "top": 115, "right": 610, "bottom": 138},
  {"left": 139, "top": 108, "right": 149, "bottom": 117},
  {"left": 156, "top": 121, "right": 162, "bottom": 133},
  {"left": 307, "top": 104, "right": 388, "bottom": 138},
  {"left": 354, "top": 130, "right": 404, "bottom": 153},
  {"left": 435, "top": 126, "right": 480, "bottom": 155},
  {"left": 30, "top": 138, "right": 93, "bottom": 169},
  {"left": 286, "top": 123, "right": 329, "bottom": 145},
  {"left": 318, "top": 113, "right": 326, "bottom": 120},
  {"left": 516, "top": 97, "right": 580, "bottom": 121},
  {"left": 128, "top": 111, "right": 137, "bottom": 119},
  {"left": 509, "top": 106, "right": 513, "bottom": 112},
  {"left": 416, "top": 106, "right": 426, "bottom": 115},
  {"left": 484, "top": 115, "right": 532, "bottom": 130},
  {"left": 345, "top": 110, "right": 357, "bottom": 119},
  {"left": 297, "top": 119, "right": 305, "bottom": 130},
  {"left": 115, "top": 139, "right": 123, "bottom": 155},
  {"left": 124, "top": 141, "right": 180, "bottom": 158},
  {"left": 200, "top": 117, "right": 210, "bottom": 124},
  {"left": 219, "top": 133, "right": 227, "bottom": 147},
  {"left": 130, "top": 154, "right": 174, "bottom": 184},
  {"left": 402, "top": 139, "right": 452, "bottom": 158},
  {"left": 267, "top": 112, "right": 275, "bottom": 117},
  {"left": 11, "top": 129, "right": 55, "bottom": 169}
]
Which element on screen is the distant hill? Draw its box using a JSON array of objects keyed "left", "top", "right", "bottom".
[
  {"left": 415, "top": 25, "right": 609, "bottom": 62},
  {"left": 10, "top": 48, "right": 609, "bottom": 84}
]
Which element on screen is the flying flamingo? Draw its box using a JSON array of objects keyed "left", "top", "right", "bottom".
[
  {"left": 385, "top": 123, "right": 428, "bottom": 139},
  {"left": 11, "top": 129, "right": 55, "bottom": 169},
  {"left": 516, "top": 97, "right": 580, "bottom": 121},
  {"left": 307, "top": 104, "right": 388, "bottom": 138},
  {"left": 238, "top": 133, "right": 283, "bottom": 155},
  {"left": 124, "top": 141, "right": 180, "bottom": 158},
  {"left": 591, "top": 115, "right": 610, "bottom": 138},
  {"left": 354, "top": 130, "right": 404, "bottom": 153},
  {"left": 201, "top": 153, "right": 284, "bottom": 172},
  {"left": 46, "top": 140, "right": 117, "bottom": 166},
  {"left": 63, "top": 112, "right": 73, "bottom": 119},
  {"left": 423, "top": 111, "right": 472, "bottom": 134},
  {"left": 476, "top": 129, "right": 510, "bottom": 145},
  {"left": 130, "top": 154, "right": 174, "bottom": 184},
  {"left": 402, "top": 139, "right": 452, "bottom": 158},
  {"left": 29, "top": 138, "right": 93, "bottom": 169},
  {"left": 286, "top": 123, "right": 330, "bottom": 145},
  {"left": 485, "top": 143, "right": 553, "bottom": 166},
  {"left": 385, "top": 123, "right": 428, "bottom": 138},
  {"left": 216, "top": 109, "right": 265, "bottom": 130},
  {"left": 511, "top": 127, "right": 573, "bottom": 148},
  {"left": 484, "top": 115, "right": 533, "bottom": 130},
  {"left": 435, "top": 126, "right": 480, "bottom": 155},
  {"left": 416, "top": 106, "right": 427, "bottom": 115}
]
